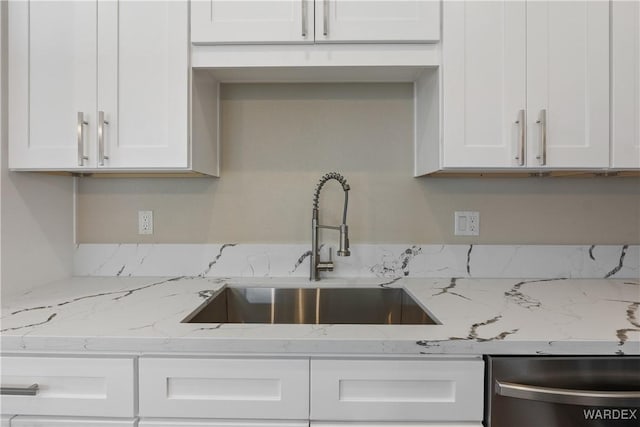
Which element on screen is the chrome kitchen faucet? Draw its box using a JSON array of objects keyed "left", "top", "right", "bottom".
[{"left": 310, "top": 172, "right": 351, "bottom": 281}]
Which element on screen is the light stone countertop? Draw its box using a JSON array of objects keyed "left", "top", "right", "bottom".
[{"left": 1, "top": 276, "right": 638, "bottom": 356}]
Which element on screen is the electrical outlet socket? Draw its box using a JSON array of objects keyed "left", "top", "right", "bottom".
[
  {"left": 138, "top": 210, "right": 153, "bottom": 235},
  {"left": 454, "top": 211, "right": 480, "bottom": 236}
]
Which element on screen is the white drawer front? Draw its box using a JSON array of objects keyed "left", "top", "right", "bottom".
[
  {"left": 10, "top": 417, "right": 137, "bottom": 427},
  {"left": 310, "top": 359, "right": 484, "bottom": 422},
  {"left": 0, "top": 357, "right": 135, "bottom": 417},
  {"left": 139, "top": 358, "right": 309, "bottom": 419},
  {"left": 311, "top": 423, "right": 482, "bottom": 427},
  {"left": 140, "top": 420, "right": 308, "bottom": 427}
]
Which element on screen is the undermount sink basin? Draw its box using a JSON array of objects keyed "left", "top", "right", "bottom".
[{"left": 183, "top": 287, "right": 437, "bottom": 325}]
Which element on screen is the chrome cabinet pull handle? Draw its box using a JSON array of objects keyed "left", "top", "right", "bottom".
[
  {"left": 301, "top": 0, "right": 308, "bottom": 37},
  {"left": 515, "top": 109, "right": 525, "bottom": 166},
  {"left": 98, "top": 111, "right": 110, "bottom": 166},
  {"left": 77, "top": 112, "right": 89, "bottom": 166},
  {"left": 496, "top": 380, "right": 640, "bottom": 407},
  {"left": 323, "top": 0, "right": 329, "bottom": 36},
  {"left": 535, "top": 109, "right": 547, "bottom": 166},
  {"left": 0, "top": 384, "right": 39, "bottom": 396}
]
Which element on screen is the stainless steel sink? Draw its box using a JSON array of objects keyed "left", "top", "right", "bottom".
[{"left": 183, "top": 287, "right": 437, "bottom": 325}]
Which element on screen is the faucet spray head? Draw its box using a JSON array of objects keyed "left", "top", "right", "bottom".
[{"left": 337, "top": 224, "right": 350, "bottom": 257}]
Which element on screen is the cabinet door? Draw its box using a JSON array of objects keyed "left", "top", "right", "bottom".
[
  {"left": 0, "top": 356, "right": 134, "bottom": 417},
  {"left": 9, "top": 0, "right": 97, "bottom": 170},
  {"left": 97, "top": 0, "right": 189, "bottom": 169},
  {"left": 191, "top": 0, "right": 313, "bottom": 44},
  {"left": 310, "top": 424, "right": 482, "bottom": 427},
  {"left": 139, "top": 358, "right": 309, "bottom": 420},
  {"left": 316, "top": 0, "right": 440, "bottom": 43},
  {"left": 442, "top": 0, "right": 526, "bottom": 169},
  {"left": 526, "top": 0, "right": 609, "bottom": 168},
  {"left": 310, "top": 359, "right": 484, "bottom": 422},
  {"left": 139, "top": 421, "right": 308, "bottom": 427},
  {"left": 10, "top": 417, "right": 136, "bottom": 427},
  {"left": 612, "top": 0, "right": 640, "bottom": 169}
]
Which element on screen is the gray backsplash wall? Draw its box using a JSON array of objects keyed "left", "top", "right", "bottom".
[{"left": 77, "top": 83, "right": 640, "bottom": 244}]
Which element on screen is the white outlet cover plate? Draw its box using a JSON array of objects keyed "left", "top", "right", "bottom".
[
  {"left": 138, "top": 210, "right": 153, "bottom": 235},
  {"left": 454, "top": 211, "right": 479, "bottom": 236}
]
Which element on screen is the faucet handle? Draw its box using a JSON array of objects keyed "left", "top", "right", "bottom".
[{"left": 317, "top": 247, "right": 334, "bottom": 272}]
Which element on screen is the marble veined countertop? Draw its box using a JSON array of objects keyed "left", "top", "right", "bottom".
[{"left": 1, "top": 276, "right": 638, "bottom": 355}]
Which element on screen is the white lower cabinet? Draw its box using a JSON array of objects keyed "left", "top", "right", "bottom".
[
  {"left": 10, "top": 417, "right": 137, "bottom": 427},
  {"left": 139, "top": 421, "right": 308, "bottom": 427},
  {"left": 0, "top": 356, "right": 135, "bottom": 418},
  {"left": 137, "top": 356, "right": 483, "bottom": 426},
  {"left": 2, "top": 355, "right": 483, "bottom": 426},
  {"left": 310, "top": 359, "right": 484, "bottom": 422},
  {"left": 138, "top": 358, "right": 310, "bottom": 420},
  {"left": 311, "top": 424, "right": 481, "bottom": 427}
]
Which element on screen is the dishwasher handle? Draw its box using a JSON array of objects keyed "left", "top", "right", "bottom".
[{"left": 496, "top": 380, "right": 640, "bottom": 407}]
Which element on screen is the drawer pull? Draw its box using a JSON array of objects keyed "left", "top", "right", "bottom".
[{"left": 1, "top": 383, "right": 39, "bottom": 396}]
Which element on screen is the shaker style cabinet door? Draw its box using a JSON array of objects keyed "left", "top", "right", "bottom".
[
  {"left": 310, "top": 359, "right": 484, "bottom": 422},
  {"left": 138, "top": 358, "right": 310, "bottom": 420},
  {"left": 10, "top": 418, "right": 136, "bottom": 427},
  {"left": 8, "top": 0, "right": 97, "bottom": 170},
  {"left": 191, "top": 0, "right": 314, "bottom": 44},
  {"left": 526, "top": 0, "right": 609, "bottom": 168},
  {"left": 97, "top": 0, "right": 189, "bottom": 169},
  {"left": 611, "top": 0, "right": 640, "bottom": 169},
  {"left": 442, "top": 0, "right": 526, "bottom": 168},
  {"left": 8, "top": 0, "right": 193, "bottom": 172},
  {"left": 139, "top": 421, "right": 308, "bottom": 427},
  {"left": 191, "top": 0, "right": 439, "bottom": 44},
  {"left": 0, "top": 356, "right": 135, "bottom": 418},
  {"left": 315, "top": 0, "right": 440, "bottom": 43},
  {"left": 440, "top": 0, "right": 610, "bottom": 171}
]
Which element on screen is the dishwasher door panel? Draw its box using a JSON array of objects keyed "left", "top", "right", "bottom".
[{"left": 485, "top": 356, "right": 640, "bottom": 427}]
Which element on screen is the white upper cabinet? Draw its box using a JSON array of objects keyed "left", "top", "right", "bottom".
[
  {"left": 611, "top": 0, "right": 640, "bottom": 169},
  {"left": 191, "top": 0, "right": 440, "bottom": 44},
  {"left": 315, "top": 0, "right": 440, "bottom": 43},
  {"left": 97, "top": 0, "right": 189, "bottom": 169},
  {"left": 526, "top": 0, "right": 609, "bottom": 169},
  {"left": 9, "top": 0, "right": 97, "bottom": 170},
  {"left": 8, "top": 0, "right": 216, "bottom": 174},
  {"left": 191, "top": 0, "right": 314, "bottom": 44},
  {"left": 442, "top": 0, "right": 526, "bottom": 169},
  {"left": 440, "top": 0, "right": 610, "bottom": 173}
]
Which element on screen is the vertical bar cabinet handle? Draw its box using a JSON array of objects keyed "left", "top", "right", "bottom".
[
  {"left": 98, "top": 111, "right": 110, "bottom": 166},
  {"left": 77, "top": 112, "right": 89, "bottom": 166},
  {"left": 301, "top": 0, "right": 307, "bottom": 37},
  {"left": 323, "top": 0, "right": 329, "bottom": 36},
  {"left": 535, "top": 109, "right": 547, "bottom": 166},
  {"left": 515, "top": 109, "right": 525, "bottom": 166}
]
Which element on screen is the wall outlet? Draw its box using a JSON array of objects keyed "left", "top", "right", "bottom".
[
  {"left": 454, "top": 211, "right": 479, "bottom": 236},
  {"left": 138, "top": 210, "right": 153, "bottom": 235}
]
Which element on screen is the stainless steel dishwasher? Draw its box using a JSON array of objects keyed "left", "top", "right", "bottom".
[{"left": 485, "top": 356, "right": 640, "bottom": 427}]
